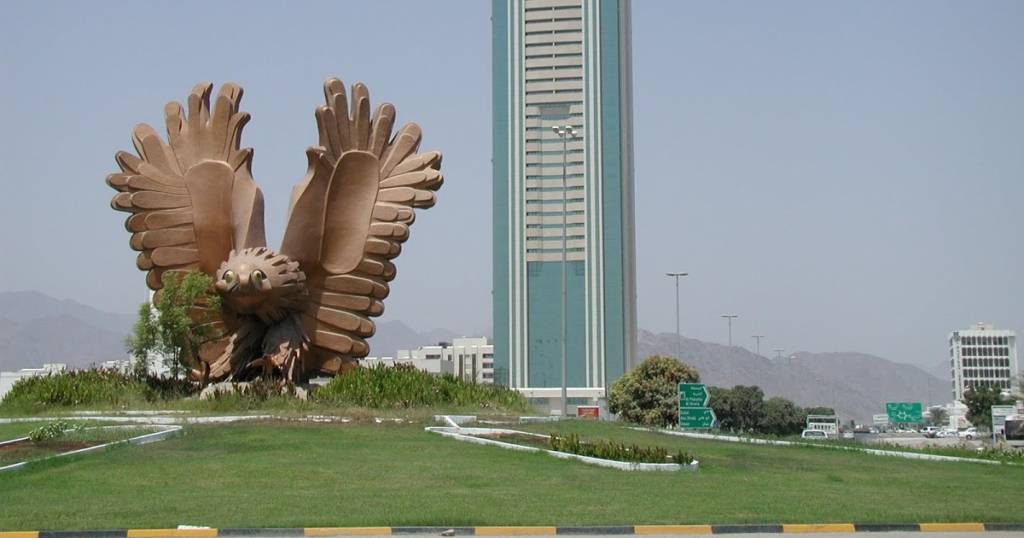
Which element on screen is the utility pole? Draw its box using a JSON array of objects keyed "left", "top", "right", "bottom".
[
  {"left": 553, "top": 124, "right": 578, "bottom": 416},
  {"left": 774, "top": 348, "right": 784, "bottom": 362},
  {"left": 751, "top": 335, "right": 765, "bottom": 357},
  {"left": 721, "top": 314, "right": 738, "bottom": 347},
  {"left": 666, "top": 272, "right": 688, "bottom": 359}
]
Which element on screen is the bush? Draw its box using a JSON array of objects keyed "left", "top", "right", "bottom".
[
  {"left": 314, "top": 363, "right": 529, "bottom": 411},
  {"left": 28, "top": 420, "right": 83, "bottom": 442},
  {"left": 607, "top": 355, "right": 700, "bottom": 427},
  {"left": 0, "top": 369, "right": 200, "bottom": 412}
]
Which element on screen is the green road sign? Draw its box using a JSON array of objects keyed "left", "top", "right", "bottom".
[
  {"left": 885, "top": 402, "right": 923, "bottom": 424},
  {"left": 679, "top": 407, "right": 716, "bottom": 429},
  {"left": 678, "top": 383, "right": 710, "bottom": 408}
]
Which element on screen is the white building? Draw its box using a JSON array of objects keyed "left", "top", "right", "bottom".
[
  {"left": 365, "top": 337, "right": 496, "bottom": 384},
  {"left": 0, "top": 363, "right": 67, "bottom": 401},
  {"left": 948, "top": 322, "right": 1018, "bottom": 402}
]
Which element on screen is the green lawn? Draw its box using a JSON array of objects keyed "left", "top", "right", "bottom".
[{"left": 1, "top": 420, "right": 1021, "bottom": 530}]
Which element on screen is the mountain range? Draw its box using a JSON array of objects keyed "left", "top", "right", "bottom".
[
  {"left": 0, "top": 291, "right": 952, "bottom": 422},
  {"left": 0, "top": 290, "right": 458, "bottom": 371},
  {"left": 638, "top": 330, "right": 950, "bottom": 423}
]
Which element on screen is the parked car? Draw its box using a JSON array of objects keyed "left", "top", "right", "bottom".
[
  {"left": 801, "top": 429, "right": 830, "bottom": 439},
  {"left": 958, "top": 427, "right": 978, "bottom": 440}
]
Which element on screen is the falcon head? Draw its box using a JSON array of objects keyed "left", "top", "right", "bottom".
[{"left": 215, "top": 247, "right": 307, "bottom": 320}]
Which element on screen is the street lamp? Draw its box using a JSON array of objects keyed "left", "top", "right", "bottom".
[
  {"left": 751, "top": 335, "right": 765, "bottom": 357},
  {"left": 666, "top": 272, "right": 688, "bottom": 360},
  {"left": 553, "top": 124, "right": 578, "bottom": 416},
  {"left": 721, "top": 314, "right": 738, "bottom": 347}
]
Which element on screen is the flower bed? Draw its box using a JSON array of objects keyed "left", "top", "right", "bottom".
[{"left": 426, "top": 424, "right": 698, "bottom": 472}]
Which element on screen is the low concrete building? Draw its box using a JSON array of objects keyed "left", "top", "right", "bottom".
[
  {"left": 0, "top": 363, "right": 67, "bottom": 400},
  {"left": 363, "top": 337, "right": 496, "bottom": 383}
]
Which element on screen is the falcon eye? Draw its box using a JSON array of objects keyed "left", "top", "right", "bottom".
[
  {"left": 222, "top": 270, "right": 236, "bottom": 284},
  {"left": 251, "top": 270, "right": 266, "bottom": 285}
]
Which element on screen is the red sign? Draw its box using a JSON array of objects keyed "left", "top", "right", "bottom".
[{"left": 577, "top": 406, "right": 600, "bottom": 420}]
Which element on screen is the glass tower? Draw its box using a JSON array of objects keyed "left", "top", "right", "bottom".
[{"left": 492, "top": 0, "right": 637, "bottom": 393}]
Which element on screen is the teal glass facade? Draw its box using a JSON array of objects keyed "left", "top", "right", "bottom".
[{"left": 492, "top": 0, "right": 636, "bottom": 392}]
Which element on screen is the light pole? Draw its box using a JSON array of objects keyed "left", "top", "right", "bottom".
[
  {"left": 553, "top": 124, "right": 578, "bottom": 416},
  {"left": 751, "top": 335, "right": 765, "bottom": 357},
  {"left": 666, "top": 272, "right": 688, "bottom": 359},
  {"left": 721, "top": 314, "right": 738, "bottom": 347},
  {"left": 774, "top": 348, "right": 784, "bottom": 362}
]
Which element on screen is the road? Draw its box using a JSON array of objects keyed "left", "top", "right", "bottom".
[{"left": 226, "top": 528, "right": 1024, "bottom": 532}]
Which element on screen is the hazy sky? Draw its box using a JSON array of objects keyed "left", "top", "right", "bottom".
[{"left": 1, "top": 1, "right": 1021, "bottom": 369}]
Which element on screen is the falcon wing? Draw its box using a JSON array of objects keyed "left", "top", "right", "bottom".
[
  {"left": 107, "top": 82, "right": 267, "bottom": 290},
  {"left": 280, "top": 78, "right": 442, "bottom": 376}
]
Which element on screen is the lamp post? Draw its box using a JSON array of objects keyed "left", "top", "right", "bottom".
[
  {"left": 666, "top": 272, "right": 688, "bottom": 360},
  {"left": 553, "top": 124, "right": 578, "bottom": 416},
  {"left": 721, "top": 314, "right": 738, "bottom": 347},
  {"left": 751, "top": 335, "right": 765, "bottom": 357}
]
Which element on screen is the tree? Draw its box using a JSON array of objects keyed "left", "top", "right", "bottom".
[
  {"left": 962, "top": 385, "right": 1008, "bottom": 430},
  {"left": 608, "top": 355, "right": 700, "bottom": 427},
  {"left": 927, "top": 406, "right": 949, "bottom": 427},
  {"left": 710, "top": 385, "right": 766, "bottom": 432},
  {"left": 126, "top": 271, "right": 222, "bottom": 381},
  {"left": 759, "top": 396, "right": 806, "bottom": 435}
]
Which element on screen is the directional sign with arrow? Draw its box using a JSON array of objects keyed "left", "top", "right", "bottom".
[
  {"left": 679, "top": 407, "right": 717, "bottom": 429},
  {"left": 678, "top": 383, "right": 715, "bottom": 429},
  {"left": 678, "top": 383, "right": 710, "bottom": 407}
]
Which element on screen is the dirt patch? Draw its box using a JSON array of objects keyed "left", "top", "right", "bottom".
[
  {"left": 474, "top": 432, "right": 551, "bottom": 449},
  {"left": 0, "top": 439, "right": 104, "bottom": 465}
]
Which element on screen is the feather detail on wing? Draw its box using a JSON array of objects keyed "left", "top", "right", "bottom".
[
  {"left": 107, "top": 82, "right": 267, "bottom": 290},
  {"left": 280, "top": 78, "right": 443, "bottom": 376}
]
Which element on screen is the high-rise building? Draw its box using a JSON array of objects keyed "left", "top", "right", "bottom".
[
  {"left": 492, "top": 0, "right": 637, "bottom": 400},
  {"left": 948, "top": 323, "right": 1019, "bottom": 402}
]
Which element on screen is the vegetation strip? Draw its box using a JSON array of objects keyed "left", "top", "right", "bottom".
[
  {"left": 427, "top": 426, "right": 689, "bottom": 471},
  {"left": 11, "top": 526, "right": 1024, "bottom": 536},
  {"left": 650, "top": 428, "right": 1016, "bottom": 465},
  {"left": 0, "top": 426, "right": 182, "bottom": 473}
]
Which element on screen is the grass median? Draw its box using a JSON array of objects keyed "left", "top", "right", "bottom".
[{"left": 1, "top": 420, "right": 1021, "bottom": 530}]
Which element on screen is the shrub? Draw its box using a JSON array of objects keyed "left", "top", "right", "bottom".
[
  {"left": 709, "top": 385, "right": 766, "bottom": 432},
  {"left": 607, "top": 355, "right": 700, "bottom": 427},
  {"left": 315, "top": 363, "right": 529, "bottom": 410},
  {"left": 1, "top": 369, "right": 142, "bottom": 409},
  {"left": 0, "top": 369, "right": 200, "bottom": 412},
  {"left": 547, "top": 433, "right": 693, "bottom": 464},
  {"left": 28, "top": 420, "right": 83, "bottom": 442}
]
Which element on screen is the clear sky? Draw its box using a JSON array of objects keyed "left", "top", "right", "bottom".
[{"left": 1, "top": 1, "right": 1021, "bottom": 369}]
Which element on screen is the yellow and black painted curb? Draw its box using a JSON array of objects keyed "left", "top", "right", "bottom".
[{"left": 1, "top": 523, "right": 1022, "bottom": 537}]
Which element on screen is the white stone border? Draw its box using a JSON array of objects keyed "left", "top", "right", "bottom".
[
  {"left": 426, "top": 425, "right": 695, "bottom": 472},
  {"left": 0, "top": 425, "right": 183, "bottom": 473},
  {"left": 647, "top": 428, "right": 1018, "bottom": 466}
]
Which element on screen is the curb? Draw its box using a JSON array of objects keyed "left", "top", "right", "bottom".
[{"left": 4, "top": 523, "right": 1024, "bottom": 537}]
